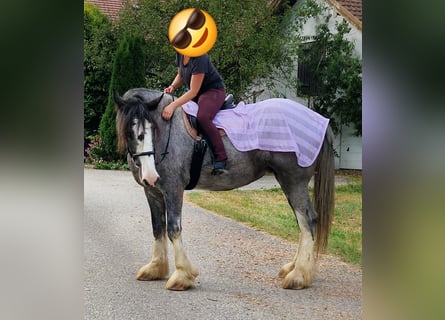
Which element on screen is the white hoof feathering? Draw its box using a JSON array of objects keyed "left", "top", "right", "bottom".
[
  {"left": 166, "top": 236, "right": 198, "bottom": 291},
  {"left": 136, "top": 237, "right": 169, "bottom": 281}
]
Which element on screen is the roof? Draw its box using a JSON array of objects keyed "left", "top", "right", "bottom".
[
  {"left": 84, "top": 0, "right": 123, "bottom": 20},
  {"left": 270, "top": 1, "right": 362, "bottom": 30},
  {"left": 84, "top": 0, "right": 362, "bottom": 30},
  {"left": 326, "top": 0, "right": 362, "bottom": 30},
  {"left": 337, "top": 0, "right": 361, "bottom": 22}
]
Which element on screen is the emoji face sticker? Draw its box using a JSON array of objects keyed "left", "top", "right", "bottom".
[{"left": 168, "top": 8, "right": 217, "bottom": 57}]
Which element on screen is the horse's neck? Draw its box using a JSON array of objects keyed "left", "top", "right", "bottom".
[{"left": 153, "top": 108, "right": 190, "bottom": 149}]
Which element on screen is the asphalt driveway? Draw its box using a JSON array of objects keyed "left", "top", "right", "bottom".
[{"left": 84, "top": 168, "right": 361, "bottom": 319}]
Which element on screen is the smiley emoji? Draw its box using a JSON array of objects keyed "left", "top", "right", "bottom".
[{"left": 168, "top": 8, "right": 217, "bottom": 57}]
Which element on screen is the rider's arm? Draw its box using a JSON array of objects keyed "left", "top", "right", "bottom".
[{"left": 163, "top": 73, "right": 204, "bottom": 112}]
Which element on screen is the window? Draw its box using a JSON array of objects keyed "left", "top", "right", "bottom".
[{"left": 297, "top": 41, "right": 325, "bottom": 97}]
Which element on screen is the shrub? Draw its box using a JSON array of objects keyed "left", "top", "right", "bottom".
[
  {"left": 84, "top": 135, "right": 129, "bottom": 170},
  {"left": 98, "top": 33, "right": 147, "bottom": 161},
  {"left": 84, "top": 3, "right": 117, "bottom": 149},
  {"left": 291, "top": 0, "right": 362, "bottom": 135},
  {"left": 84, "top": 135, "right": 107, "bottom": 165}
]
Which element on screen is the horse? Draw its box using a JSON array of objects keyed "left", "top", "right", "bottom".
[{"left": 114, "top": 88, "right": 334, "bottom": 291}]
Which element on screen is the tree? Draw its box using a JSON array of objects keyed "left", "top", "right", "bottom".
[
  {"left": 291, "top": 0, "right": 362, "bottom": 135},
  {"left": 207, "top": 1, "right": 290, "bottom": 101},
  {"left": 304, "top": 18, "right": 361, "bottom": 136},
  {"left": 117, "top": 0, "right": 291, "bottom": 101},
  {"left": 98, "top": 33, "right": 147, "bottom": 161},
  {"left": 84, "top": 3, "right": 117, "bottom": 148}
]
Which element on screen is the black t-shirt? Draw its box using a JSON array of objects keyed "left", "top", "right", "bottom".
[{"left": 175, "top": 53, "right": 224, "bottom": 96}]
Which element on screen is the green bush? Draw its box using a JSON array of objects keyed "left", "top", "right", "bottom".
[
  {"left": 291, "top": 0, "right": 362, "bottom": 135},
  {"left": 84, "top": 135, "right": 107, "bottom": 164},
  {"left": 308, "top": 19, "right": 362, "bottom": 136},
  {"left": 98, "top": 33, "right": 147, "bottom": 161},
  {"left": 84, "top": 135, "right": 129, "bottom": 170},
  {"left": 84, "top": 3, "right": 117, "bottom": 149}
]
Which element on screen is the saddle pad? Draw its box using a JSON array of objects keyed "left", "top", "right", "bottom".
[{"left": 182, "top": 98, "right": 329, "bottom": 167}]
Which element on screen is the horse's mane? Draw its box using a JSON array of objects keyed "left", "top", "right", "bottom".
[{"left": 115, "top": 90, "right": 164, "bottom": 154}]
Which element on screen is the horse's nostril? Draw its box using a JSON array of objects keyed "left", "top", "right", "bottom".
[{"left": 141, "top": 174, "right": 159, "bottom": 187}]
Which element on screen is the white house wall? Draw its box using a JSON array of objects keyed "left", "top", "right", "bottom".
[
  {"left": 299, "top": 2, "right": 362, "bottom": 57},
  {"left": 334, "top": 125, "right": 362, "bottom": 169},
  {"left": 247, "top": 0, "right": 362, "bottom": 170}
]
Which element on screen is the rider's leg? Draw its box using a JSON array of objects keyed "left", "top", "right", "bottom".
[{"left": 196, "top": 88, "right": 227, "bottom": 171}]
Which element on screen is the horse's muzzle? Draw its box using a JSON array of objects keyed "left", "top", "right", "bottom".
[{"left": 141, "top": 169, "right": 159, "bottom": 187}]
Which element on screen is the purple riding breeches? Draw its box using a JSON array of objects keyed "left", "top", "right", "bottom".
[{"left": 196, "top": 87, "right": 227, "bottom": 162}]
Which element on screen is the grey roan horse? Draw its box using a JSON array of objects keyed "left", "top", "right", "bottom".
[{"left": 114, "top": 88, "right": 334, "bottom": 290}]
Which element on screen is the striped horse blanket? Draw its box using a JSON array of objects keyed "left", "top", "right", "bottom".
[{"left": 182, "top": 98, "right": 329, "bottom": 167}]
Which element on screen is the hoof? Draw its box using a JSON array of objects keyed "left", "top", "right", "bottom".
[
  {"left": 165, "top": 269, "right": 198, "bottom": 291},
  {"left": 278, "top": 262, "right": 294, "bottom": 279},
  {"left": 136, "top": 261, "right": 169, "bottom": 281},
  {"left": 165, "top": 281, "right": 189, "bottom": 291},
  {"left": 281, "top": 268, "right": 313, "bottom": 290}
]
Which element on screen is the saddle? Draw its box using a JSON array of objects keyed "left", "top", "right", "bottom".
[
  {"left": 182, "top": 94, "right": 236, "bottom": 190},
  {"left": 182, "top": 94, "right": 236, "bottom": 140}
]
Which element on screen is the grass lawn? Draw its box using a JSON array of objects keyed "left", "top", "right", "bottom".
[{"left": 185, "top": 178, "right": 362, "bottom": 265}]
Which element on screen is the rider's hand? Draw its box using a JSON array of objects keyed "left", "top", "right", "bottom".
[
  {"left": 164, "top": 85, "right": 175, "bottom": 94},
  {"left": 162, "top": 103, "right": 176, "bottom": 121}
]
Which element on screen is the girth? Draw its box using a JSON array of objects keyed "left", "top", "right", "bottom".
[{"left": 181, "top": 110, "right": 208, "bottom": 190}]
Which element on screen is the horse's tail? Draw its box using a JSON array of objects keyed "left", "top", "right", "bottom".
[{"left": 313, "top": 125, "right": 335, "bottom": 254}]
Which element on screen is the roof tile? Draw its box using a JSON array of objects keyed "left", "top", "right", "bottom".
[
  {"left": 336, "top": 0, "right": 362, "bottom": 22},
  {"left": 84, "top": 0, "right": 123, "bottom": 20}
]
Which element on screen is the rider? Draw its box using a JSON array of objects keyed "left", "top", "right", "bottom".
[{"left": 162, "top": 53, "right": 228, "bottom": 174}]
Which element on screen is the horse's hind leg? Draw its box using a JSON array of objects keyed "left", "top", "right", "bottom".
[
  {"left": 279, "top": 218, "right": 317, "bottom": 289},
  {"left": 136, "top": 187, "right": 169, "bottom": 281},
  {"left": 273, "top": 167, "right": 318, "bottom": 289},
  {"left": 164, "top": 190, "right": 198, "bottom": 291}
]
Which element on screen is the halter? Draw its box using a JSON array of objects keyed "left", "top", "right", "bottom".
[
  {"left": 127, "top": 93, "right": 172, "bottom": 165},
  {"left": 127, "top": 124, "right": 171, "bottom": 165},
  {"left": 127, "top": 149, "right": 156, "bottom": 160}
]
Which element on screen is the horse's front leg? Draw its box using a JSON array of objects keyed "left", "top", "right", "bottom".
[
  {"left": 164, "top": 188, "right": 198, "bottom": 291},
  {"left": 136, "top": 187, "right": 169, "bottom": 281}
]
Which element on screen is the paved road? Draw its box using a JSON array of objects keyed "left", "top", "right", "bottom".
[{"left": 84, "top": 168, "right": 361, "bottom": 319}]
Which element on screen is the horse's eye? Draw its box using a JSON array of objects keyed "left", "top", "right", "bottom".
[{"left": 137, "top": 134, "right": 144, "bottom": 141}]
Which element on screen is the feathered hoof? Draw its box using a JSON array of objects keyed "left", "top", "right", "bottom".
[
  {"left": 278, "top": 262, "right": 295, "bottom": 279},
  {"left": 281, "top": 268, "right": 313, "bottom": 290},
  {"left": 136, "top": 261, "right": 169, "bottom": 281},
  {"left": 165, "top": 268, "right": 198, "bottom": 291}
]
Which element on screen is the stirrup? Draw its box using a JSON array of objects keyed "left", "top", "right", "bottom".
[{"left": 211, "top": 160, "right": 228, "bottom": 175}]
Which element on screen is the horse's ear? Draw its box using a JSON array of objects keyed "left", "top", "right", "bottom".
[
  {"left": 144, "top": 93, "right": 164, "bottom": 110},
  {"left": 114, "top": 91, "right": 126, "bottom": 110}
]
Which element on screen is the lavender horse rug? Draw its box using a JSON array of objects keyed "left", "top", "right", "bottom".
[{"left": 182, "top": 98, "right": 330, "bottom": 167}]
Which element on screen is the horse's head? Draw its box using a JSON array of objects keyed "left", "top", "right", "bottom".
[{"left": 114, "top": 89, "right": 167, "bottom": 187}]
